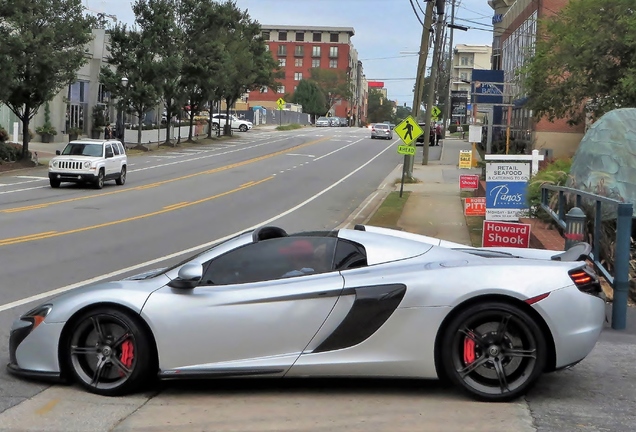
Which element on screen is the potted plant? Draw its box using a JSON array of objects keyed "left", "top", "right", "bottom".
[
  {"left": 91, "top": 105, "right": 106, "bottom": 139},
  {"left": 68, "top": 127, "right": 83, "bottom": 141},
  {"left": 35, "top": 102, "right": 58, "bottom": 143}
]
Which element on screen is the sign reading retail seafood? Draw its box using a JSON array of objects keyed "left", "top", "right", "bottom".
[{"left": 485, "top": 162, "right": 531, "bottom": 221}]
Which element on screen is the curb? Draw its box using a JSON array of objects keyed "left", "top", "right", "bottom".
[{"left": 337, "top": 162, "right": 403, "bottom": 229}]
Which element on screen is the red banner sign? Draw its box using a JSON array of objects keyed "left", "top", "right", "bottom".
[
  {"left": 464, "top": 197, "right": 486, "bottom": 216},
  {"left": 482, "top": 221, "right": 531, "bottom": 248},
  {"left": 459, "top": 174, "right": 480, "bottom": 190}
]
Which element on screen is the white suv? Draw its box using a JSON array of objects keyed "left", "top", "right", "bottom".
[
  {"left": 48, "top": 139, "right": 127, "bottom": 189},
  {"left": 211, "top": 114, "right": 253, "bottom": 132}
]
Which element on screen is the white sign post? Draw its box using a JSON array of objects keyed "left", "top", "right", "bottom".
[{"left": 12, "top": 122, "right": 19, "bottom": 143}]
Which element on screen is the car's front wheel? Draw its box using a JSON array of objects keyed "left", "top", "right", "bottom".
[
  {"left": 94, "top": 169, "right": 105, "bottom": 189},
  {"left": 239, "top": 124, "right": 248, "bottom": 132},
  {"left": 441, "top": 301, "right": 547, "bottom": 402},
  {"left": 64, "top": 307, "right": 155, "bottom": 396},
  {"left": 50, "top": 178, "right": 60, "bottom": 188}
]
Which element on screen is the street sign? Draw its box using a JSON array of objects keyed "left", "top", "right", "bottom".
[
  {"left": 464, "top": 197, "right": 486, "bottom": 216},
  {"left": 431, "top": 106, "right": 441, "bottom": 121},
  {"left": 397, "top": 145, "right": 416, "bottom": 156},
  {"left": 459, "top": 174, "right": 480, "bottom": 190},
  {"left": 276, "top": 98, "right": 285, "bottom": 110},
  {"left": 482, "top": 220, "right": 531, "bottom": 248},
  {"left": 395, "top": 115, "right": 423, "bottom": 146},
  {"left": 459, "top": 150, "right": 472, "bottom": 169}
]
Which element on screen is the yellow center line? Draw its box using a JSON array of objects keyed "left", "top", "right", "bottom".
[
  {"left": 163, "top": 201, "right": 189, "bottom": 210},
  {"left": 1, "top": 137, "right": 330, "bottom": 214},
  {"left": 0, "top": 176, "right": 274, "bottom": 247}
]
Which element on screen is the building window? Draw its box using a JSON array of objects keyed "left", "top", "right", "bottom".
[
  {"left": 277, "top": 86, "right": 285, "bottom": 94},
  {"left": 330, "top": 33, "right": 339, "bottom": 43},
  {"left": 66, "top": 81, "right": 89, "bottom": 133},
  {"left": 260, "top": 86, "right": 268, "bottom": 93},
  {"left": 295, "top": 32, "right": 304, "bottom": 42},
  {"left": 312, "top": 59, "right": 320, "bottom": 68},
  {"left": 97, "top": 83, "right": 110, "bottom": 104},
  {"left": 295, "top": 58, "right": 303, "bottom": 67},
  {"left": 294, "top": 45, "right": 304, "bottom": 57},
  {"left": 277, "top": 45, "right": 287, "bottom": 56},
  {"left": 294, "top": 72, "right": 302, "bottom": 81},
  {"left": 460, "top": 56, "right": 470, "bottom": 66},
  {"left": 329, "top": 59, "right": 338, "bottom": 68},
  {"left": 279, "top": 31, "right": 287, "bottom": 41},
  {"left": 312, "top": 46, "right": 321, "bottom": 57},
  {"left": 460, "top": 72, "right": 468, "bottom": 80},
  {"left": 279, "top": 58, "right": 286, "bottom": 67},
  {"left": 313, "top": 32, "right": 321, "bottom": 42},
  {"left": 265, "top": 45, "right": 270, "bottom": 51},
  {"left": 262, "top": 31, "right": 270, "bottom": 40},
  {"left": 329, "top": 46, "right": 338, "bottom": 58},
  {"left": 294, "top": 86, "right": 298, "bottom": 92}
]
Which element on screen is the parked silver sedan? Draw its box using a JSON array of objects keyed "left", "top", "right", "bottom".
[
  {"left": 8, "top": 225, "right": 605, "bottom": 402},
  {"left": 315, "top": 117, "right": 330, "bottom": 127},
  {"left": 371, "top": 123, "right": 393, "bottom": 139}
]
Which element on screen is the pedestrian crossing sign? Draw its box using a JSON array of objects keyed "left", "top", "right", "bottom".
[{"left": 395, "top": 115, "right": 424, "bottom": 146}]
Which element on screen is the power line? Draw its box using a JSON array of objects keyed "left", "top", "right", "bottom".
[{"left": 408, "top": 0, "right": 424, "bottom": 27}]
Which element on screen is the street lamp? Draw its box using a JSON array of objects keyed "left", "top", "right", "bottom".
[{"left": 117, "top": 76, "right": 129, "bottom": 141}]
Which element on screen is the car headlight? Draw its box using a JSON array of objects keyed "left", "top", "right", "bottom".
[
  {"left": 21, "top": 304, "right": 53, "bottom": 329},
  {"left": 50, "top": 160, "right": 59, "bottom": 168},
  {"left": 84, "top": 161, "right": 91, "bottom": 169}
]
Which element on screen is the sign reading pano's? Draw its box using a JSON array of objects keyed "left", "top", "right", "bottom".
[{"left": 485, "top": 161, "right": 530, "bottom": 221}]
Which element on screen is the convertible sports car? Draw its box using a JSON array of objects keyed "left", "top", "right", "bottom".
[{"left": 8, "top": 225, "right": 606, "bottom": 402}]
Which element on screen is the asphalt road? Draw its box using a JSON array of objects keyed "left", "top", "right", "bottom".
[{"left": 0, "top": 128, "right": 634, "bottom": 431}]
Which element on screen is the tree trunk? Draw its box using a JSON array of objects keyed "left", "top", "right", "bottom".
[
  {"left": 164, "top": 102, "right": 172, "bottom": 145},
  {"left": 21, "top": 104, "right": 30, "bottom": 160},
  {"left": 224, "top": 98, "right": 232, "bottom": 136},
  {"left": 137, "top": 110, "right": 143, "bottom": 145},
  {"left": 207, "top": 100, "right": 213, "bottom": 139}
]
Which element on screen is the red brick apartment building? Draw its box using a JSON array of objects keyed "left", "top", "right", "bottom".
[
  {"left": 489, "top": 0, "right": 584, "bottom": 158},
  {"left": 251, "top": 25, "right": 364, "bottom": 121}
]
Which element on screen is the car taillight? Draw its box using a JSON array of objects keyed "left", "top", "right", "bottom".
[{"left": 569, "top": 266, "right": 602, "bottom": 296}]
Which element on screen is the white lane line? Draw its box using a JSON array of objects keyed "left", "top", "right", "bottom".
[
  {"left": 0, "top": 179, "right": 45, "bottom": 187},
  {"left": 286, "top": 154, "right": 315, "bottom": 157},
  {"left": 0, "top": 185, "right": 49, "bottom": 195},
  {"left": 0, "top": 141, "right": 394, "bottom": 313},
  {"left": 14, "top": 176, "right": 48, "bottom": 180},
  {"left": 352, "top": 192, "right": 379, "bottom": 220},
  {"left": 313, "top": 138, "right": 364, "bottom": 161}
]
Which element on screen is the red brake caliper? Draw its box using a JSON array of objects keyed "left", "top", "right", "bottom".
[
  {"left": 119, "top": 340, "right": 134, "bottom": 376},
  {"left": 463, "top": 337, "right": 476, "bottom": 364}
]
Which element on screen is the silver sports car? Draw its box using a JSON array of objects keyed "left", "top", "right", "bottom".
[{"left": 8, "top": 225, "right": 606, "bottom": 402}]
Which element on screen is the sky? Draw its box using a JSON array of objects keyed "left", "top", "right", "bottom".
[{"left": 89, "top": 0, "right": 494, "bottom": 107}]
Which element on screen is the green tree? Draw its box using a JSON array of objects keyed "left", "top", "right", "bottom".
[
  {"left": 101, "top": 16, "right": 164, "bottom": 145},
  {"left": 394, "top": 105, "right": 412, "bottom": 122},
  {"left": 0, "top": 0, "right": 95, "bottom": 159},
  {"left": 291, "top": 80, "right": 327, "bottom": 121},
  {"left": 216, "top": 0, "right": 279, "bottom": 135},
  {"left": 309, "top": 68, "right": 352, "bottom": 113},
  {"left": 524, "top": 0, "right": 636, "bottom": 125},
  {"left": 367, "top": 89, "right": 394, "bottom": 123}
]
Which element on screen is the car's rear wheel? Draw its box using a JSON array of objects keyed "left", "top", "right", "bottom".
[
  {"left": 116, "top": 166, "right": 126, "bottom": 185},
  {"left": 441, "top": 301, "right": 547, "bottom": 402},
  {"left": 239, "top": 124, "right": 248, "bottom": 132},
  {"left": 50, "top": 178, "right": 60, "bottom": 188},
  {"left": 94, "top": 169, "right": 105, "bottom": 189},
  {"left": 65, "top": 307, "right": 153, "bottom": 396}
]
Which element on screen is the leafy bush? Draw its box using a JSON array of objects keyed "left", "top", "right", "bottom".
[
  {"left": 0, "top": 142, "right": 31, "bottom": 162},
  {"left": 449, "top": 124, "right": 458, "bottom": 133},
  {"left": 276, "top": 123, "right": 302, "bottom": 131},
  {"left": 526, "top": 158, "right": 572, "bottom": 218},
  {"left": 0, "top": 127, "right": 8, "bottom": 142}
]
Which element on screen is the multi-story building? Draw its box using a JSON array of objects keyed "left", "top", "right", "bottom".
[
  {"left": 494, "top": 0, "right": 584, "bottom": 158},
  {"left": 450, "top": 44, "right": 492, "bottom": 94},
  {"left": 488, "top": 0, "right": 513, "bottom": 71},
  {"left": 254, "top": 25, "right": 363, "bottom": 120}
]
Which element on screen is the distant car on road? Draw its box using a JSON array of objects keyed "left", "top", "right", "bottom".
[
  {"left": 211, "top": 114, "right": 252, "bottom": 132},
  {"left": 7, "top": 225, "right": 605, "bottom": 402},
  {"left": 371, "top": 123, "right": 393, "bottom": 140},
  {"left": 48, "top": 139, "right": 127, "bottom": 189},
  {"left": 316, "top": 117, "right": 330, "bottom": 127},
  {"left": 383, "top": 121, "right": 395, "bottom": 130}
]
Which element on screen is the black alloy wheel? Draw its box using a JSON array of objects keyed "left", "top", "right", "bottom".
[
  {"left": 65, "top": 308, "right": 153, "bottom": 396},
  {"left": 116, "top": 166, "right": 126, "bottom": 186},
  {"left": 94, "top": 169, "right": 105, "bottom": 189},
  {"left": 441, "top": 301, "right": 547, "bottom": 402}
]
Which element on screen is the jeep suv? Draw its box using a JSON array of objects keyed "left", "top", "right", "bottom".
[
  {"left": 48, "top": 139, "right": 127, "bottom": 189},
  {"left": 211, "top": 114, "right": 253, "bottom": 132}
]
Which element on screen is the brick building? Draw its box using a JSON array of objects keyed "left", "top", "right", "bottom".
[
  {"left": 489, "top": 0, "right": 584, "bottom": 158},
  {"left": 252, "top": 25, "right": 364, "bottom": 122}
]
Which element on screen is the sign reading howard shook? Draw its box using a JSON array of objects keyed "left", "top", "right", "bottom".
[{"left": 485, "top": 162, "right": 531, "bottom": 221}]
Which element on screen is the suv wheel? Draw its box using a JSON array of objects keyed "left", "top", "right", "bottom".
[
  {"left": 116, "top": 166, "right": 126, "bottom": 186},
  {"left": 95, "top": 169, "right": 105, "bottom": 189},
  {"left": 239, "top": 124, "right": 248, "bottom": 132},
  {"left": 50, "top": 178, "right": 61, "bottom": 188}
]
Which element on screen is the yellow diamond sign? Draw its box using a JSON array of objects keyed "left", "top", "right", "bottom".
[
  {"left": 276, "top": 98, "right": 286, "bottom": 110},
  {"left": 395, "top": 115, "right": 424, "bottom": 147},
  {"left": 432, "top": 106, "right": 441, "bottom": 121}
]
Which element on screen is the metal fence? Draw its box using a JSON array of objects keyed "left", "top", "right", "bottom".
[{"left": 540, "top": 184, "right": 633, "bottom": 329}]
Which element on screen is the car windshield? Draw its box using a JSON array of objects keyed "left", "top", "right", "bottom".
[
  {"left": 318, "top": 117, "right": 328, "bottom": 121},
  {"left": 61, "top": 143, "right": 103, "bottom": 157}
]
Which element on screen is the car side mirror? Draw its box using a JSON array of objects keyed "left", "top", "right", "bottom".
[
  {"left": 167, "top": 263, "right": 203, "bottom": 289},
  {"left": 55, "top": 150, "right": 61, "bottom": 155}
]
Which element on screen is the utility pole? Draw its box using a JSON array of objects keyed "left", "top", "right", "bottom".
[
  {"left": 405, "top": 0, "right": 435, "bottom": 178},
  {"left": 443, "top": 0, "right": 457, "bottom": 131},
  {"left": 421, "top": 1, "right": 445, "bottom": 165}
]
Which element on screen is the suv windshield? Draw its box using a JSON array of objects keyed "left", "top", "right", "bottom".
[{"left": 61, "top": 143, "right": 103, "bottom": 157}]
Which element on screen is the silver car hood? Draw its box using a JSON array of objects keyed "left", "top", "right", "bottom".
[{"left": 123, "top": 267, "right": 168, "bottom": 280}]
